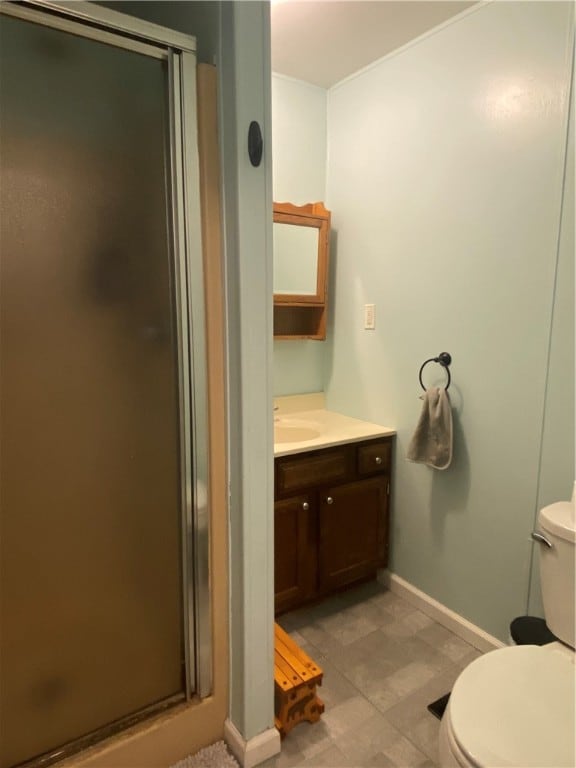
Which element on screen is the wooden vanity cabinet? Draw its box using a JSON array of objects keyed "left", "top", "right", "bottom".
[
  {"left": 274, "top": 437, "right": 393, "bottom": 614},
  {"left": 274, "top": 493, "right": 317, "bottom": 611},
  {"left": 319, "top": 476, "right": 388, "bottom": 592}
]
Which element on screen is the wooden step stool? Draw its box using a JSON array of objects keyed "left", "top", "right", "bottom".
[{"left": 274, "top": 623, "right": 324, "bottom": 737}]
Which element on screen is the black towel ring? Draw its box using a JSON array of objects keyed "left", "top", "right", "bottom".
[{"left": 419, "top": 352, "right": 452, "bottom": 391}]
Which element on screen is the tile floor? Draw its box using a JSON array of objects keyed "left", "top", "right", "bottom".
[{"left": 262, "top": 581, "right": 483, "bottom": 768}]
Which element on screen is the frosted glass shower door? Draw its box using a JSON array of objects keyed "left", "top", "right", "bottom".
[{"left": 0, "top": 12, "right": 190, "bottom": 768}]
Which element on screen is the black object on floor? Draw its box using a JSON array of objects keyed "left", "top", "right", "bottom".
[
  {"left": 427, "top": 692, "right": 450, "bottom": 720},
  {"left": 510, "top": 616, "right": 557, "bottom": 646},
  {"left": 426, "top": 616, "right": 558, "bottom": 721}
]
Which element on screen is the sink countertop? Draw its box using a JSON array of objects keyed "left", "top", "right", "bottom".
[{"left": 273, "top": 397, "right": 395, "bottom": 457}]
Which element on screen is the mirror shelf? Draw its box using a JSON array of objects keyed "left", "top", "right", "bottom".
[{"left": 273, "top": 202, "right": 331, "bottom": 340}]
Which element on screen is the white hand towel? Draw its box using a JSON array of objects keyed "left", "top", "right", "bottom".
[{"left": 407, "top": 387, "right": 453, "bottom": 470}]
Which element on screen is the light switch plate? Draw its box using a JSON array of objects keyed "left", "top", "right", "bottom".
[{"left": 364, "top": 303, "right": 375, "bottom": 330}]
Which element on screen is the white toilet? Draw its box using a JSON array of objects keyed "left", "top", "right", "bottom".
[{"left": 439, "top": 498, "right": 576, "bottom": 767}]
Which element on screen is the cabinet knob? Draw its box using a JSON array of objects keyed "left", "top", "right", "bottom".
[
  {"left": 302, "top": 502, "right": 309, "bottom": 511},
  {"left": 375, "top": 456, "right": 382, "bottom": 465},
  {"left": 326, "top": 496, "right": 334, "bottom": 505}
]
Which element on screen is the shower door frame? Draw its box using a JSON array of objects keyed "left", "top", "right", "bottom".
[{"left": 0, "top": 0, "right": 212, "bottom": 739}]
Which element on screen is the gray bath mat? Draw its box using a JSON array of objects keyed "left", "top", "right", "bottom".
[{"left": 169, "top": 740, "right": 240, "bottom": 768}]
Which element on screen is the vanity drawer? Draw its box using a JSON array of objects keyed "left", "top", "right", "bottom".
[
  {"left": 357, "top": 439, "right": 392, "bottom": 476},
  {"left": 276, "top": 448, "right": 350, "bottom": 495}
]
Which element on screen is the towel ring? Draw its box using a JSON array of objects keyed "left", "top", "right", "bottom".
[{"left": 419, "top": 352, "right": 452, "bottom": 391}]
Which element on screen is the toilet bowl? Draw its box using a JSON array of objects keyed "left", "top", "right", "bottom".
[
  {"left": 438, "top": 644, "right": 575, "bottom": 767},
  {"left": 439, "top": 498, "right": 575, "bottom": 767}
]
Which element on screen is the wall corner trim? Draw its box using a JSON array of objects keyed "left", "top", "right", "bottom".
[
  {"left": 224, "top": 720, "right": 280, "bottom": 768},
  {"left": 381, "top": 571, "right": 505, "bottom": 653}
]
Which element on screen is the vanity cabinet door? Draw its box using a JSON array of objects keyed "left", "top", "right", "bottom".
[
  {"left": 318, "top": 477, "right": 389, "bottom": 593},
  {"left": 274, "top": 494, "right": 317, "bottom": 614}
]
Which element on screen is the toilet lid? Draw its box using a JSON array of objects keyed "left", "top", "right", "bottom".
[{"left": 450, "top": 645, "right": 575, "bottom": 768}]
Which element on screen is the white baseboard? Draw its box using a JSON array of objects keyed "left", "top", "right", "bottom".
[
  {"left": 379, "top": 571, "right": 504, "bottom": 653},
  {"left": 224, "top": 719, "right": 280, "bottom": 768}
]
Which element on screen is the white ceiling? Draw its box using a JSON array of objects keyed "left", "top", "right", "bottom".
[{"left": 271, "top": 0, "right": 477, "bottom": 88}]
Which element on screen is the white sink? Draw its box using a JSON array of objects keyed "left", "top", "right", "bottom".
[{"left": 274, "top": 418, "right": 322, "bottom": 444}]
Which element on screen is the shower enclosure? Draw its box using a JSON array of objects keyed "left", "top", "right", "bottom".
[{"left": 0, "top": 2, "right": 210, "bottom": 766}]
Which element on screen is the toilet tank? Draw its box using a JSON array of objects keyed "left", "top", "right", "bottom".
[{"left": 536, "top": 501, "right": 575, "bottom": 648}]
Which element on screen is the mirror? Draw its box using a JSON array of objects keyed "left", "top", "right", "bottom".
[
  {"left": 273, "top": 202, "right": 330, "bottom": 305},
  {"left": 273, "top": 222, "right": 319, "bottom": 295}
]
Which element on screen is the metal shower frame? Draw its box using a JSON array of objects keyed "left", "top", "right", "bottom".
[{"left": 0, "top": 0, "right": 212, "bottom": 714}]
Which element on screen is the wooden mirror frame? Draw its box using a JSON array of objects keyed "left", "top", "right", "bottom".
[{"left": 273, "top": 202, "right": 330, "bottom": 305}]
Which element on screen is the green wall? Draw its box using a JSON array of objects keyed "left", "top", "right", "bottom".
[
  {"left": 271, "top": 73, "right": 327, "bottom": 396},
  {"left": 528, "top": 77, "right": 575, "bottom": 617},
  {"left": 324, "top": 1, "right": 574, "bottom": 641}
]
